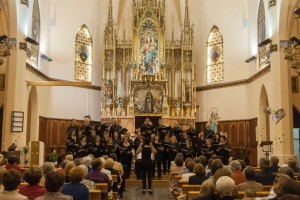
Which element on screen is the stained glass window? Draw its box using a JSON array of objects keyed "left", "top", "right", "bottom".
[
  {"left": 258, "top": 0, "right": 269, "bottom": 68},
  {"left": 206, "top": 26, "right": 224, "bottom": 84},
  {"left": 74, "top": 24, "right": 93, "bottom": 82},
  {"left": 27, "top": 0, "right": 40, "bottom": 67}
]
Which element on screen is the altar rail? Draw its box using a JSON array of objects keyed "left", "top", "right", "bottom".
[
  {"left": 196, "top": 118, "right": 258, "bottom": 166},
  {"left": 39, "top": 116, "right": 100, "bottom": 160}
]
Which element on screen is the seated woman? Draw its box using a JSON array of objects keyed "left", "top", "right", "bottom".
[
  {"left": 64, "top": 161, "right": 76, "bottom": 183},
  {"left": 169, "top": 157, "right": 184, "bottom": 191},
  {"left": 188, "top": 163, "right": 208, "bottom": 185},
  {"left": 104, "top": 158, "right": 121, "bottom": 192},
  {"left": 62, "top": 167, "right": 89, "bottom": 200},
  {"left": 78, "top": 164, "right": 95, "bottom": 190},
  {"left": 40, "top": 162, "right": 56, "bottom": 186},
  {"left": 0, "top": 169, "right": 28, "bottom": 199},
  {"left": 287, "top": 158, "right": 299, "bottom": 173},
  {"left": 19, "top": 165, "right": 46, "bottom": 200},
  {"left": 35, "top": 172, "right": 72, "bottom": 200}
]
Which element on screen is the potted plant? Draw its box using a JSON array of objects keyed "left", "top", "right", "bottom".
[
  {"left": 20, "top": 145, "right": 29, "bottom": 166},
  {"left": 48, "top": 147, "right": 58, "bottom": 165}
]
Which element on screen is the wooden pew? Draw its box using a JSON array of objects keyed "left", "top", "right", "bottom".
[
  {"left": 238, "top": 191, "right": 270, "bottom": 199},
  {"left": 20, "top": 182, "right": 28, "bottom": 187},
  {"left": 89, "top": 189, "right": 101, "bottom": 200},
  {"left": 174, "top": 175, "right": 182, "bottom": 181},
  {"left": 178, "top": 180, "right": 188, "bottom": 188},
  {"left": 182, "top": 185, "right": 201, "bottom": 195},
  {"left": 187, "top": 191, "right": 200, "bottom": 200},
  {"left": 111, "top": 174, "right": 118, "bottom": 183},
  {"left": 262, "top": 185, "right": 272, "bottom": 191}
]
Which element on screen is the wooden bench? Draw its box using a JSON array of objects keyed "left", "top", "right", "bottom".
[
  {"left": 182, "top": 185, "right": 201, "bottom": 195},
  {"left": 177, "top": 180, "right": 188, "bottom": 188},
  {"left": 174, "top": 175, "right": 182, "bottom": 181},
  {"left": 238, "top": 191, "right": 270, "bottom": 199},
  {"left": 187, "top": 191, "right": 200, "bottom": 200},
  {"left": 89, "top": 189, "right": 101, "bottom": 200},
  {"left": 262, "top": 185, "right": 272, "bottom": 191},
  {"left": 111, "top": 174, "right": 118, "bottom": 183}
]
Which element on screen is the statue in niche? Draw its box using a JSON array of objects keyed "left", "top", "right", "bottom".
[
  {"left": 185, "top": 81, "right": 191, "bottom": 103},
  {"left": 158, "top": 92, "right": 163, "bottom": 112},
  {"left": 144, "top": 91, "right": 154, "bottom": 113},
  {"left": 104, "top": 80, "right": 113, "bottom": 100},
  {"left": 140, "top": 34, "right": 158, "bottom": 74}
]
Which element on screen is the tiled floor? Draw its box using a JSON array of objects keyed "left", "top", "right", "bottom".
[{"left": 122, "top": 186, "right": 174, "bottom": 200}]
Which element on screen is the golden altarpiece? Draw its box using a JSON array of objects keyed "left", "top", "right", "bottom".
[{"left": 101, "top": 0, "right": 196, "bottom": 132}]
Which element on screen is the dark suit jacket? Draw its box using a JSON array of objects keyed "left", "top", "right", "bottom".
[
  {"left": 254, "top": 170, "right": 276, "bottom": 185},
  {"left": 188, "top": 175, "right": 208, "bottom": 185}
]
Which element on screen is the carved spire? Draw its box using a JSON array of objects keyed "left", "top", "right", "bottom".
[
  {"left": 185, "top": 0, "right": 189, "bottom": 21},
  {"left": 109, "top": 0, "right": 113, "bottom": 19}
]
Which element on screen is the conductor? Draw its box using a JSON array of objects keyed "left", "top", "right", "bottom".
[{"left": 136, "top": 137, "right": 156, "bottom": 194}]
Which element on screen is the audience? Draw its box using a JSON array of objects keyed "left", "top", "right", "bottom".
[
  {"left": 198, "top": 155, "right": 207, "bottom": 167},
  {"left": 0, "top": 169, "right": 28, "bottom": 199},
  {"left": 41, "top": 162, "right": 56, "bottom": 186},
  {"left": 215, "top": 176, "right": 236, "bottom": 200},
  {"left": 188, "top": 163, "right": 208, "bottom": 185},
  {"left": 62, "top": 167, "right": 89, "bottom": 200},
  {"left": 270, "top": 156, "right": 280, "bottom": 173},
  {"left": 82, "top": 156, "right": 93, "bottom": 173},
  {"left": 230, "top": 160, "right": 245, "bottom": 185},
  {"left": 19, "top": 165, "right": 46, "bottom": 200},
  {"left": 65, "top": 154, "right": 74, "bottom": 161},
  {"left": 57, "top": 160, "right": 69, "bottom": 175},
  {"left": 255, "top": 157, "right": 276, "bottom": 185},
  {"left": 86, "top": 158, "right": 111, "bottom": 188},
  {"left": 179, "top": 158, "right": 193, "bottom": 175},
  {"left": 201, "top": 159, "right": 223, "bottom": 188},
  {"left": 35, "top": 172, "right": 72, "bottom": 200},
  {"left": 99, "top": 157, "right": 112, "bottom": 179},
  {"left": 110, "top": 153, "right": 123, "bottom": 176},
  {"left": 278, "top": 194, "right": 300, "bottom": 200},
  {"left": 270, "top": 174, "right": 300, "bottom": 200},
  {"left": 169, "top": 157, "right": 184, "bottom": 191},
  {"left": 105, "top": 158, "right": 121, "bottom": 192},
  {"left": 236, "top": 166, "right": 263, "bottom": 192}
]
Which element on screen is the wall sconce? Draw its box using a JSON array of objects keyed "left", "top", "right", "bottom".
[
  {"left": 20, "top": 0, "right": 29, "bottom": 7},
  {"left": 258, "top": 38, "right": 272, "bottom": 47},
  {"left": 245, "top": 55, "right": 257, "bottom": 63},
  {"left": 41, "top": 54, "right": 53, "bottom": 62}
]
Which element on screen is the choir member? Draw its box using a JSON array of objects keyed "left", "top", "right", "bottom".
[
  {"left": 101, "top": 130, "right": 110, "bottom": 145},
  {"left": 140, "top": 118, "right": 154, "bottom": 138},
  {"left": 203, "top": 122, "right": 214, "bottom": 137},
  {"left": 119, "top": 136, "right": 133, "bottom": 179},
  {"left": 87, "top": 130, "right": 97, "bottom": 144},
  {"left": 133, "top": 130, "right": 142, "bottom": 151},
  {"left": 110, "top": 119, "right": 122, "bottom": 138},
  {"left": 215, "top": 135, "right": 231, "bottom": 165},
  {"left": 156, "top": 119, "right": 168, "bottom": 140},
  {"left": 91, "top": 135, "right": 105, "bottom": 158},
  {"left": 66, "top": 129, "right": 77, "bottom": 155},
  {"left": 67, "top": 118, "right": 79, "bottom": 135},
  {"left": 196, "top": 131, "right": 206, "bottom": 157},
  {"left": 153, "top": 134, "right": 163, "bottom": 180},
  {"left": 170, "top": 121, "right": 182, "bottom": 142},
  {"left": 106, "top": 137, "right": 117, "bottom": 156},
  {"left": 135, "top": 136, "right": 144, "bottom": 180},
  {"left": 179, "top": 130, "right": 188, "bottom": 147},
  {"left": 112, "top": 132, "right": 121, "bottom": 161},
  {"left": 162, "top": 134, "right": 171, "bottom": 174},
  {"left": 213, "top": 132, "right": 221, "bottom": 145},
  {"left": 76, "top": 136, "right": 89, "bottom": 158},
  {"left": 203, "top": 135, "right": 216, "bottom": 160},
  {"left": 167, "top": 135, "right": 179, "bottom": 171},
  {"left": 186, "top": 122, "right": 198, "bottom": 147},
  {"left": 77, "top": 129, "right": 84, "bottom": 142},
  {"left": 80, "top": 117, "right": 92, "bottom": 137},
  {"left": 181, "top": 138, "right": 194, "bottom": 160}
]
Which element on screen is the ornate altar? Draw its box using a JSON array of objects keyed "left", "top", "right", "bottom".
[{"left": 101, "top": 0, "right": 196, "bottom": 132}]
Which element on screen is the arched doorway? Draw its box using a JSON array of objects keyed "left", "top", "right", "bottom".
[
  {"left": 26, "top": 86, "right": 38, "bottom": 144},
  {"left": 259, "top": 85, "right": 270, "bottom": 141}
]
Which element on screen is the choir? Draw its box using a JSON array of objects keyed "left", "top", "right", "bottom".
[{"left": 65, "top": 118, "right": 231, "bottom": 179}]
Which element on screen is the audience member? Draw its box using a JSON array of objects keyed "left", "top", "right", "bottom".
[
  {"left": 287, "top": 157, "right": 299, "bottom": 173},
  {"left": 35, "top": 172, "right": 72, "bottom": 200},
  {"left": 64, "top": 161, "right": 76, "bottom": 183},
  {"left": 198, "top": 155, "right": 207, "bottom": 167},
  {"left": 188, "top": 163, "right": 208, "bottom": 185},
  {"left": 57, "top": 160, "right": 69, "bottom": 175},
  {"left": 64, "top": 154, "right": 73, "bottom": 161},
  {"left": 181, "top": 161, "right": 196, "bottom": 181},
  {"left": 41, "top": 162, "right": 56, "bottom": 186},
  {"left": 270, "top": 174, "right": 300, "bottom": 200},
  {"left": 105, "top": 158, "right": 121, "bottom": 192},
  {"left": 278, "top": 194, "right": 300, "bottom": 200},
  {"left": 5, "top": 156, "right": 21, "bottom": 172},
  {"left": 255, "top": 158, "right": 276, "bottom": 185},
  {"left": 82, "top": 156, "right": 93, "bottom": 173},
  {"left": 78, "top": 164, "right": 95, "bottom": 190},
  {"left": 0, "top": 167, "right": 7, "bottom": 190},
  {"left": 19, "top": 166, "right": 46, "bottom": 200},
  {"left": 169, "top": 157, "right": 184, "bottom": 191},
  {"left": 201, "top": 159, "right": 223, "bottom": 187},
  {"left": 230, "top": 160, "right": 245, "bottom": 185},
  {"left": 0, "top": 169, "right": 28, "bottom": 199},
  {"left": 62, "top": 167, "right": 89, "bottom": 200},
  {"left": 99, "top": 157, "right": 112, "bottom": 179},
  {"left": 236, "top": 166, "right": 263, "bottom": 192},
  {"left": 270, "top": 156, "right": 280, "bottom": 173},
  {"left": 215, "top": 176, "right": 236, "bottom": 200},
  {"left": 179, "top": 158, "right": 193, "bottom": 175},
  {"left": 73, "top": 158, "right": 82, "bottom": 166}
]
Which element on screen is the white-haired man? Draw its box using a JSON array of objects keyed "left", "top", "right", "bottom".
[{"left": 216, "top": 176, "right": 236, "bottom": 200}]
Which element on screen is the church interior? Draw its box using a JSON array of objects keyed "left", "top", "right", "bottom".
[{"left": 0, "top": 0, "right": 300, "bottom": 199}]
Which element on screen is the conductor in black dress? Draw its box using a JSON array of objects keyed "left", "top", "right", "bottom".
[{"left": 136, "top": 137, "right": 157, "bottom": 194}]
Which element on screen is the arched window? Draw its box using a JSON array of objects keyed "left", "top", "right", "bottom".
[
  {"left": 28, "top": 0, "right": 40, "bottom": 67},
  {"left": 74, "top": 24, "right": 93, "bottom": 82},
  {"left": 258, "top": 0, "right": 268, "bottom": 68},
  {"left": 206, "top": 26, "right": 224, "bottom": 84}
]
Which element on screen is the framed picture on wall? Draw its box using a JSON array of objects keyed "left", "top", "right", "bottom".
[{"left": 292, "top": 76, "right": 299, "bottom": 93}]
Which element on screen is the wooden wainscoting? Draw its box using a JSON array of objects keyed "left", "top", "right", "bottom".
[
  {"left": 196, "top": 118, "right": 258, "bottom": 166},
  {"left": 39, "top": 116, "right": 99, "bottom": 161}
]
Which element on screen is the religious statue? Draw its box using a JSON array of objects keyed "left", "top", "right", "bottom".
[
  {"left": 140, "top": 36, "right": 158, "bottom": 74},
  {"left": 104, "top": 80, "right": 113, "bottom": 100},
  {"left": 185, "top": 81, "right": 190, "bottom": 103},
  {"left": 208, "top": 108, "right": 220, "bottom": 133},
  {"left": 144, "top": 92, "right": 154, "bottom": 113}
]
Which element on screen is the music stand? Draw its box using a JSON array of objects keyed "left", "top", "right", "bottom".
[{"left": 260, "top": 141, "right": 273, "bottom": 159}]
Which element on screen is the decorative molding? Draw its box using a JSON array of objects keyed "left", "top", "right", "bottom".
[
  {"left": 196, "top": 65, "right": 271, "bottom": 92},
  {"left": 26, "top": 63, "right": 101, "bottom": 91},
  {"left": 268, "top": 0, "right": 276, "bottom": 9},
  {"left": 270, "top": 44, "right": 278, "bottom": 54}
]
